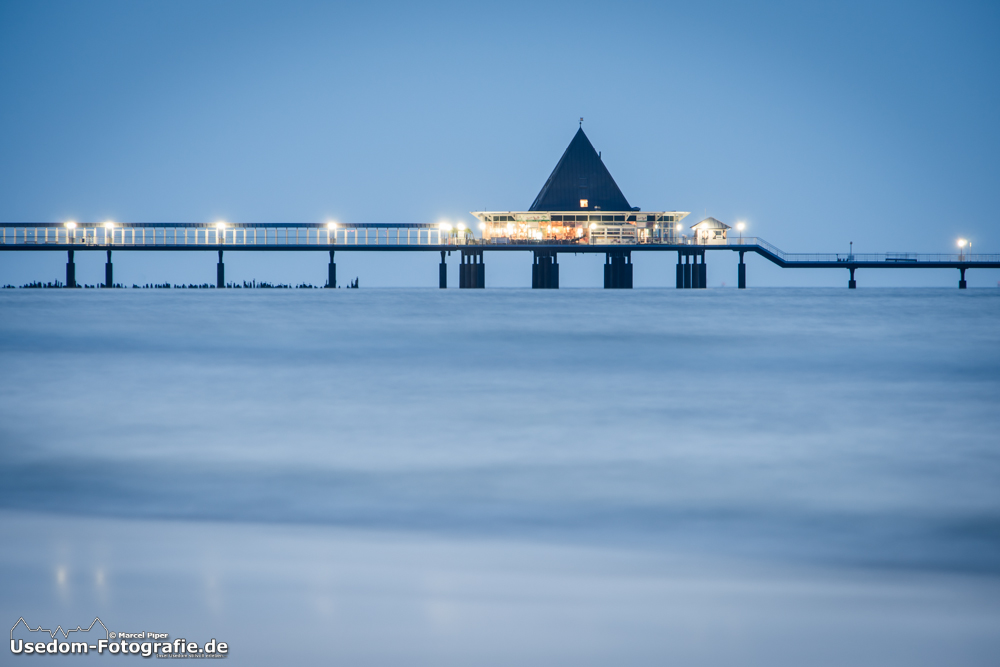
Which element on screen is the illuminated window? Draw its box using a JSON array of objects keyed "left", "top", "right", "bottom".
[{"left": 579, "top": 199, "right": 588, "bottom": 208}]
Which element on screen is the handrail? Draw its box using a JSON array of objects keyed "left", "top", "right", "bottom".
[{"left": 0, "top": 223, "right": 464, "bottom": 247}]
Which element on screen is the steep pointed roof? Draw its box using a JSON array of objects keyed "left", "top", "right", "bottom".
[{"left": 529, "top": 128, "right": 632, "bottom": 211}]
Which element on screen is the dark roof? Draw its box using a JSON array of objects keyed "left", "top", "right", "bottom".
[{"left": 529, "top": 128, "right": 632, "bottom": 211}]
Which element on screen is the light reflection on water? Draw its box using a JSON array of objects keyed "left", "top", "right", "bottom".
[{"left": 1, "top": 288, "right": 998, "bottom": 664}]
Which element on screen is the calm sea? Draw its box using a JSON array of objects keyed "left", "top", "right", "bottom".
[{"left": 1, "top": 288, "right": 998, "bottom": 665}]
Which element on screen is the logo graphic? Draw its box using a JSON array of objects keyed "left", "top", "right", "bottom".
[
  {"left": 10, "top": 618, "right": 109, "bottom": 655},
  {"left": 11, "top": 617, "right": 109, "bottom": 641}
]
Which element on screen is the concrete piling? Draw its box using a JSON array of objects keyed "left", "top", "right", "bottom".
[
  {"left": 604, "top": 251, "right": 633, "bottom": 289},
  {"left": 459, "top": 250, "right": 485, "bottom": 288},
  {"left": 66, "top": 250, "right": 76, "bottom": 288},
  {"left": 532, "top": 251, "right": 559, "bottom": 289}
]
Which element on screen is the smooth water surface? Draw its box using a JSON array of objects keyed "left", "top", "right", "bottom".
[{"left": 1, "top": 288, "right": 998, "bottom": 665}]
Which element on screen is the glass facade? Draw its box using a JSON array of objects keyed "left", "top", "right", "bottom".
[{"left": 474, "top": 211, "right": 690, "bottom": 244}]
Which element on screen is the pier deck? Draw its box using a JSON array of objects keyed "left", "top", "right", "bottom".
[{"left": 2, "top": 222, "right": 998, "bottom": 288}]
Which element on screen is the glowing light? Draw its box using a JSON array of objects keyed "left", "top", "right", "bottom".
[
  {"left": 103, "top": 220, "right": 115, "bottom": 230},
  {"left": 326, "top": 221, "right": 338, "bottom": 230},
  {"left": 65, "top": 221, "right": 77, "bottom": 229},
  {"left": 579, "top": 199, "right": 588, "bottom": 208},
  {"left": 478, "top": 222, "right": 486, "bottom": 230},
  {"left": 455, "top": 222, "right": 466, "bottom": 231},
  {"left": 215, "top": 221, "right": 227, "bottom": 230},
  {"left": 736, "top": 222, "right": 746, "bottom": 232},
  {"left": 589, "top": 223, "right": 597, "bottom": 230},
  {"left": 439, "top": 222, "right": 452, "bottom": 231},
  {"left": 957, "top": 238, "right": 967, "bottom": 248}
]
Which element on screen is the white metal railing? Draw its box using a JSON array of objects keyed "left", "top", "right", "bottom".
[{"left": 0, "top": 224, "right": 462, "bottom": 247}]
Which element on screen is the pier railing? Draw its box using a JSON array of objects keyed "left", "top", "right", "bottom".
[{"left": 0, "top": 222, "right": 454, "bottom": 247}]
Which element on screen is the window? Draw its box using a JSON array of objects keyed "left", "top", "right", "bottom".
[{"left": 579, "top": 199, "right": 588, "bottom": 208}]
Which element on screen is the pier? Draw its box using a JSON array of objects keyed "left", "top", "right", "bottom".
[
  {"left": 1, "top": 221, "right": 997, "bottom": 289},
  {"left": 6, "top": 128, "right": 995, "bottom": 290}
]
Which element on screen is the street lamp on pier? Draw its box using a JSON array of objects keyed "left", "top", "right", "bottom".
[{"left": 957, "top": 238, "right": 970, "bottom": 260}]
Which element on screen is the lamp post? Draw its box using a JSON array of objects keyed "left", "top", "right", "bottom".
[
  {"left": 958, "top": 238, "right": 967, "bottom": 261},
  {"left": 736, "top": 222, "right": 745, "bottom": 243}
]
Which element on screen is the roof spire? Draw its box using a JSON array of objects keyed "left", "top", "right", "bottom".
[{"left": 579, "top": 117, "right": 583, "bottom": 127}]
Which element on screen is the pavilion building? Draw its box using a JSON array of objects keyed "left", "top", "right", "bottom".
[{"left": 472, "top": 128, "right": 689, "bottom": 245}]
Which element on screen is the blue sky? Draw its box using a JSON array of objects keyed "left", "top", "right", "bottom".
[{"left": 1, "top": 0, "right": 998, "bottom": 287}]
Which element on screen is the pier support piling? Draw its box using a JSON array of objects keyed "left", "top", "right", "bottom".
[
  {"left": 439, "top": 251, "right": 447, "bottom": 288},
  {"left": 677, "top": 251, "right": 705, "bottom": 289},
  {"left": 738, "top": 252, "right": 746, "bottom": 289},
  {"left": 66, "top": 250, "right": 76, "bottom": 288},
  {"left": 217, "top": 250, "right": 225, "bottom": 288},
  {"left": 959, "top": 267, "right": 967, "bottom": 289},
  {"left": 848, "top": 267, "right": 856, "bottom": 289},
  {"left": 532, "top": 251, "right": 559, "bottom": 288},
  {"left": 459, "top": 249, "right": 485, "bottom": 288},
  {"left": 604, "top": 250, "right": 633, "bottom": 289},
  {"left": 326, "top": 250, "right": 336, "bottom": 288},
  {"left": 105, "top": 250, "right": 113, "bottom": 288}
]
